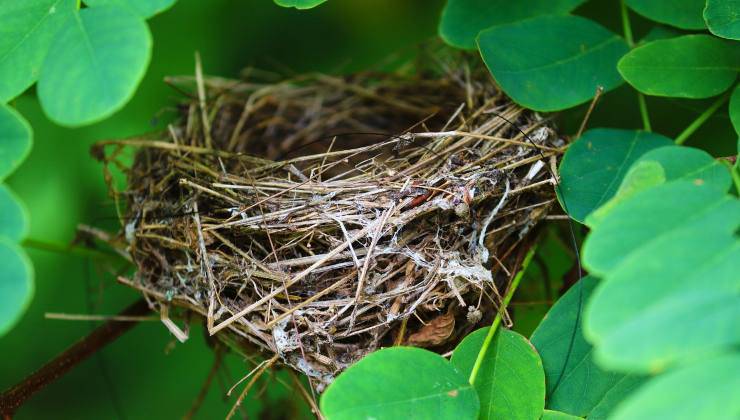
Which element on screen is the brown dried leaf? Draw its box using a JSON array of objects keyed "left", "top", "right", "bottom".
[{"left": 406, "top": 310, "right": 455, "bottom": 347}]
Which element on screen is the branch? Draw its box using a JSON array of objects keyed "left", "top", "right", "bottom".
[{"left": 0, "top": 299, "right": 150, "bottom": 417}]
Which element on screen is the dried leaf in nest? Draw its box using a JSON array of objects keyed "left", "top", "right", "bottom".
[
  {"left": 97, "top": 51, "right": 564, "bottom": 389},
  {"left": 406, "top": 308, "right": 456, "bottom": 347}
]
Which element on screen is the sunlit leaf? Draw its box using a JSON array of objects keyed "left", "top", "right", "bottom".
[
  {"left": 0, "top": 0, "right": 76, "bottom": 102},
  {"left": 625, "top": 0, "right": 705, "bottom": 30},
  {"left": 0, "top": 240, "right": 34, "bottom": 337},
  {"left": 704, "top": 0, "right": 740, "bottom": 40},
  {"left": 617, "top": 35, "right": 740, "bottom": 99},
  {"left": 541, "top": 410, "right": 583, "bottom": 420},
  {"left": 274, "top": 0, "right": 327, "bottom": 9},
  {"left": 320, "top": 347, "right": 479, "bottom": 420},
  {"left": 583, "top": 182, "right": 740, "bottom": 371},
  {"left": 84, "top": 0, "right": 177, "bottom": 19},
  {"left": 452, "top": 328, "right": 545, "bottom": 420},
  {"left": 438, "top": 0, "right": 585, "bottom": 49},
  {"left": 588, "top": 145, "right": 733, "bottom": 225},
  {"left": 610, "top": 354, "right": 740, "bottom": 420},
  {"left": 37, "top": 5, "right": 152, "bottom": 126},
  {"left": 530, "top": 277, "right": 642, "bottom": 418},
  {"left": 582, "top": 181, "right": 738, "bottom": 275},
  {"left": 557, "top": 129, "right": 672, "bottom": 223},
  {"left": 0, "top": 104, "right": 33, "bottom": 181},
  {"left": 477, "top": 15, "right": 627, "bottom": 111},
  {"left": 0, "top": 185, "right": 29, "bottom": 242}
]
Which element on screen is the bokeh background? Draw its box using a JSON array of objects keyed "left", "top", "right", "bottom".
[{"left": 2, "top": 0, "right": 734, "bottom": 418}]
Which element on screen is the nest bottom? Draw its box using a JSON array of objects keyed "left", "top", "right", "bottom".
[{"left": 103, "top": 60, "right": 563, "bottom": 388}]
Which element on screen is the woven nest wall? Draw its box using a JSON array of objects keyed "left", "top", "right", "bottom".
[{"left": 96, "top": 57, "right": 564, "bottom": 388}]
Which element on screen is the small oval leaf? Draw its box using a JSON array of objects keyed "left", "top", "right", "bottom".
[
  {"left": 557, "top": 129, "right": 672, "bottom": 223},
  {"left": 0, "top": 240, "right": 34, "bottom": 337},
  {"left": 320, "top": 347, "right": 479, "bottom": 420},
  {"left": 625, "top": 0, "right": 706, "bottom": 30},
  {"left": 452, "top": 328, "right": 545, "bottom": 420},
  {"left": 84, "top": 0, "right": 177, "bottom": 19},
  {"left": 0, "top": 104, "right": 33, "bottom": 181},
  {"left": 478, "top": 15, "right": 628, "bottom": 112},
  {"left": 438, "top": 0, "right": 586, "bottom": 50},
  {"left": 704, "top": 0, "right": 740, "bottom": 40},
  {"left": 0, "top": 184, "right": 30, "bottom": 242},
  {"left": 617, "top": 35, "right": 740, "bottom": 99},
  {"left": 0, "top": 0, "right": 76, "bottom": 102},
  {"left": 38, "top": 5, "right": 152, "bottom": 126}
]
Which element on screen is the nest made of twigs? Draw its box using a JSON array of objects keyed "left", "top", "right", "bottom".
[{"left": 96, "top": 53, "right": 564, "bottom": 388}]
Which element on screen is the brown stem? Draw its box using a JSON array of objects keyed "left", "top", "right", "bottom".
[{"left": 0, "top": 299, "right": 150, "bottom": 417}]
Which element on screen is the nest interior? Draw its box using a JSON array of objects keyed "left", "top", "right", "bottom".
[{"left": 98, "top": 56, "right": 563, "bottom": 388}]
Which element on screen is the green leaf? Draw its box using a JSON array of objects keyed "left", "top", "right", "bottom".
[
  {"left": 84, "top": 0, "right": 177, "bottom": 19},
  {"left": 583, "top": 182, "right": 740, "bottom": 371},
  {"left": 0, "top": 184, "right": 29, "bottom": 242},
  {"left": 0, "top": 0, "right": 76, "bottom": 102},
  {"left": 588, "top": 145, "right": 733, "bottom": 225},
  {"left": 274, "top": 0, "right": 327, "bottom": 9},
  {"left": 37, "top": 5, "right": 152, "bottom": 126},
  {"left": 730, "top": 85, "right": 740, "bottom": 136},
  {"left": 625, "top": 0, "right": 706, "bottom": 30},
  {"left": 582, "top": 181, "right": 738, "bottom": 275},
  {"left": 530, "top": 277, "right": 641, "bottom": 418},
  {"left": 610, "top": 353, "right": 740, "bottom": 420},
  {"left": 617, "top": 35, "right": 740, "bottom": 99},
  {"left": 0, "top": 240, "right": 34, "bottom": 337},
  {"left": 704, "top": 0, "right": 740, "bottom": 40},
  {"left": 451, "top": 328, "right": 545, "bottom": 420},
  {"left": 320, "top": 347, "right": 479, "bottom": 420},
  {"left": 541, "top": 410, "right": 583, "bottom": 420},
  {"left": 438, "top": 0, "right": 585, "bottom": 50},
  {"left": 478, "top": 16, "right": 628, "bottom": 112},
  {"left": 0, "top": 104, "right": 33, "bottom": 181},
  {"left": 557, "top": 129, "right": 672, "bottom": 223}
]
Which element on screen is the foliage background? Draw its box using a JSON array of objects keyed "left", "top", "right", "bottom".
[{"left": 1, "top": 0, "right": 735, "bottom": 418}]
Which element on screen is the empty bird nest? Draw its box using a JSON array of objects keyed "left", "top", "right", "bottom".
[{"left": 94, "top": 54, "right": 564, "bottom": 389}]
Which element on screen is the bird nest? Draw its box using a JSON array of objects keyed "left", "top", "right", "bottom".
[{"left": 95, "top": 56, "right": 563, "bottom": 388}]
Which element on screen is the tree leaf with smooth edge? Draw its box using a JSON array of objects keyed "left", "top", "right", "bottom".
[
  {"left": 477, "top": 15, "right": 628, "bottom": 112},
  {"left": 541, "top": 410, "right": 583, "bottom": 420},
  {"left": 583, "top": 181, "right": 740, "bottom": 371},
  {"left": 84, "top": 0, "right": 177, "bottom": 19},
  {"left": 38, "top": 5, "right": 152, "bottom": 126},
  {"left": 530, "top": 276, "right": 642, "bottom": 418},
  {"left": 0, "top": 0, "right": 76, "bottom": 102},
  {"left": 451, "top": 328, "right": 545, "bottom": 420},
  {"left": 610, "top": 353, "right": 740, "bottom": 420},
  {"left": 730, "top": 85, "right": 740, "bottom": 136},
  {"left": 0, "top": 184, "right": 30, "bottom": 242},
  {"left": 0, "top": 240, "right": 34, "bottom": 337},
  {"left": 617, "top": 35, "right": 740, "bottom": 99},
  {"left": 438, "top": 0, "right": 585, "bottom": 50},
  {"left": 0, "top": 104, "right": 33, "bottom": 181},
  {"left": 587, "top": 145, "right": 733, "bottom": 225},
  {"left": 274, "top": 0, "right": 327, "bottom": 9},
  {"left": 582, "top": 181, "right": 738, "bottom": 275},
  {"left": 704, "top": 0, "right": 740, "bottom": 40},
  {"left": 625, "top": 0, "right": 706, "bottom": 30},
  {"left": 557, "top": 129, "right": 672, "bottom": 223},
  {"left": 320, "top": 347, "right": 479, "bottom": 420}
]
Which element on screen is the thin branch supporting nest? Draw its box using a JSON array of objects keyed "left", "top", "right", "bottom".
[{"left": 96, "top": 57, "right": 564, "bottom": 388}]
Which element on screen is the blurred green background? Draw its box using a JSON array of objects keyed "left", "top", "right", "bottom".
[{"left": 2, "top": 0, "right": 735, "bottom": 418}]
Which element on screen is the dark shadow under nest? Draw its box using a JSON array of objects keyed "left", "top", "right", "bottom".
[{"left": 95, "top": 54, "right": 564, "bottom": 390}]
